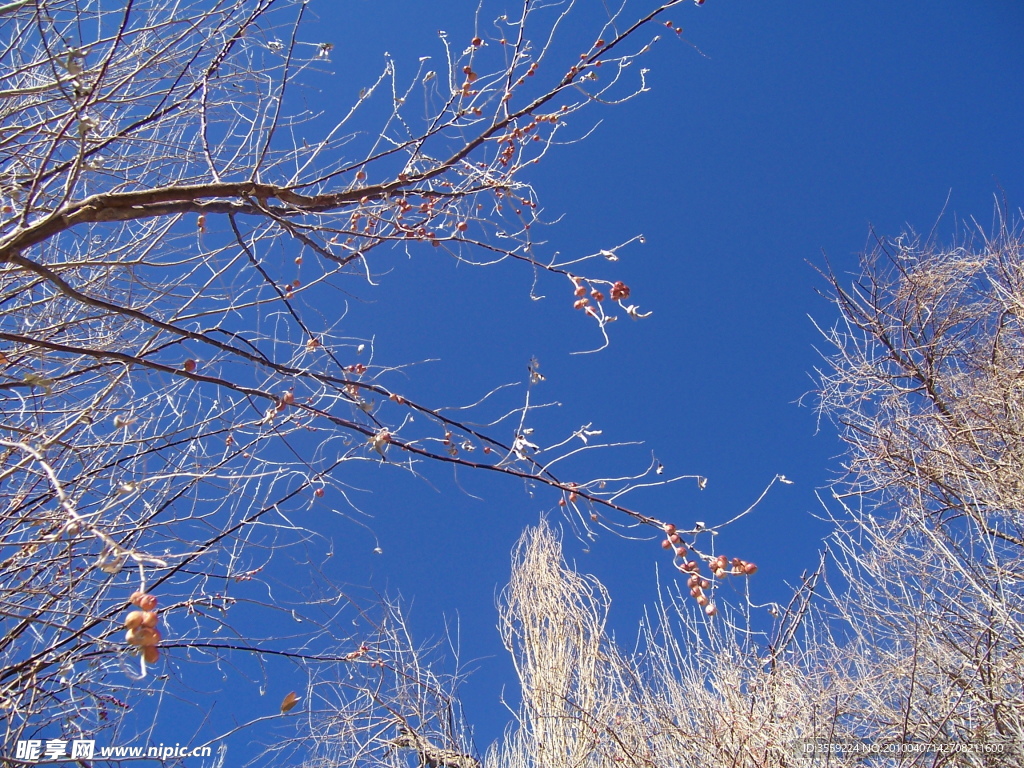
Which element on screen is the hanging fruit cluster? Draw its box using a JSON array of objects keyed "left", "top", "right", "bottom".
[
  {"left": 125, "top": 591, "right": 161, "bottom": 663},
  {"left": 569, "top": 275, "right": 633, "bottom": 317},
  {"left": 659, "top": 524, "right": 757, "bottom": 616}
]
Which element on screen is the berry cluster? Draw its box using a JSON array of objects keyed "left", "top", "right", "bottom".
[
  {"left": 124, "top": 591, "right": 161, "bottom": 664},
  {"left": 660, "top": 524, "right": 757, "bottom": 616}
]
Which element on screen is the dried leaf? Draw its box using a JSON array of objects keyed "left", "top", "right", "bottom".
[{"left": 280, "top": 691, "right": 300, "bottom": 713}]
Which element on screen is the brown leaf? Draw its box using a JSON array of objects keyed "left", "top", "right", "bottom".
[{"left": 280, "top": 691, "right": 300, "bottom": 713}]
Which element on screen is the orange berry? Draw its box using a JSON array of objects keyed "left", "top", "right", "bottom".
[
  {"left": 130, "top": 591, "right": 157, "bottom": 611},
  {"left": 126, "top": 627, "right": 160, "bottom": 647}
]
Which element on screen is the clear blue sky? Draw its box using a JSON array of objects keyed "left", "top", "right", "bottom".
[
  {"left": 163, "top": 0, "right": 1024, "bottom": 759},
  {"left": 302, "top": 0, "right": 1024, "bottom": 751}
]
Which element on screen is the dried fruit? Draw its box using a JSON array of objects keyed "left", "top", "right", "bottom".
[
  {"left": 142, "top": 645, "right": 160, "bottom": 664},
  {"left": 183, "top": 359, "right": 197, "bottom": 373},
  {"left": 130, "top": 591, "right": 158, "bottom": 611},
  {"left": 124, "top": 611, "right": 146, "bottom": 630},
  {"left": 126, "top": 627, "right": 160, "bottom": 647},
  {"left": 610, "top": 281, "right": 630, "bottom": 300},
  {"left": 743, "top": 562, "right": 758, "bottom": 575}
]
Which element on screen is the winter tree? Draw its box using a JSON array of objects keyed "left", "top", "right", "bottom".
[{"left": 0, "top": 0, "right": 723, "bottom": 764}]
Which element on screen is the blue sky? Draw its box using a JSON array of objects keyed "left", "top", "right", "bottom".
[{"left": 280, "top": 0, "right": 1024, "bottom": 754}]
